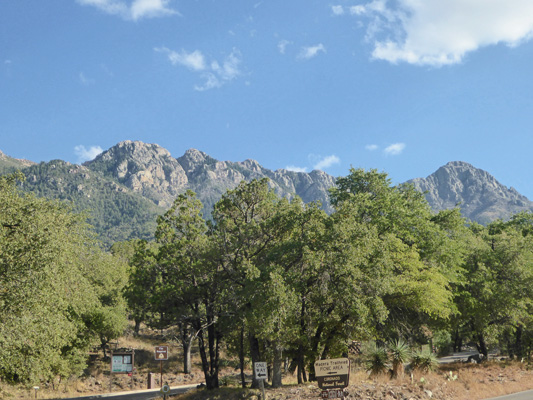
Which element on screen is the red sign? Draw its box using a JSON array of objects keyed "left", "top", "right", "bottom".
[{"left": 155, "top": 346, "right": 169, "bottom": 360}]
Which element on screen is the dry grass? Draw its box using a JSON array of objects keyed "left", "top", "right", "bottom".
[
  {"left": 3, "top": 326, "right": 533, "bottom": 400},
  {"left": 175, "top": 361, "right": 533, "bottom": 400}
]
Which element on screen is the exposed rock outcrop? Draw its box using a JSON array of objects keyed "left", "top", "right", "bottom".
[{"left": 408, "top": 161, "right": 533, "bottom": 223}]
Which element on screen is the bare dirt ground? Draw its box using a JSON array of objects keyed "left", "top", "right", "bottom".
[
  {"left": 3, "top": 328, "right": 533, "bottom": 400},
  {"left": 176, "top": 362, "right": 533, "bottom": 400}
]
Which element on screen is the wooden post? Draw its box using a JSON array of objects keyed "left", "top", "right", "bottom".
[
  {"left": 160, "top": 360, "right": 163, "bottom": 388},
  {"left": 259, "top": 378, "right": 266, "bottom": 400}
]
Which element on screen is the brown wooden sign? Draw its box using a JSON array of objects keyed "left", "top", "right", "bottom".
[
  {"left": 154, "top": 346, "right": 169, "bottom": 360},
  {"left": 314, "top": 358, "right": 350, "bottom": 390}
]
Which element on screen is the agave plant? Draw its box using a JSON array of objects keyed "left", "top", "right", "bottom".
[
  {"left": 411, "top": 348, "right": 438, "bottom": 372},
  {"left": 388, "top": 339, "right": 411, "bottom": 378},
  {"left": 365, "top": 342, "right": 389, "bottom": 376}
]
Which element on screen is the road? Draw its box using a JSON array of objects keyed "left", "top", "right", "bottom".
[
  {"left": 485, "top": 390, "right": 533, "bottom": 400},
  {"left": 438, "top": 352, "right": 533, "bottom": 400},
  {"left": 55, "top": 383, "right": 198, "bottom": 400}
]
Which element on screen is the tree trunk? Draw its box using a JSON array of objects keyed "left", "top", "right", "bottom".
[
  {"left": 196, "top": 313, "right": 221, "bottom": 390},
  {"left": 183, "top": 336, "right": 193, "bottom": 374},
  {"left": 272, "top": 343, "right": 283, "bottom": 388},
  {"left": 239, "top": 324, "right": 246, "bottom": 388},
  {"left": 515, "top": 325, "right": 524, "bottom": 360},
  {"left": 134, "top": 318, "right": 141, "bottom": 336},
  {"left": 296, "top": 348, "right": 307, "bottom": 384},
  {"left": 453, "top": 329, "right": 463, "bottom": 353},
  {"left": 476, "top": 333, "right": 488, "bottom": 359},
  {"left": 249, "top": 333, "right": 262, "bottom": 388}
]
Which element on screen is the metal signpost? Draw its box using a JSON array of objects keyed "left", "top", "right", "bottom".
[
  {"left": 314, "top": 358, "right": 350, "bottom": 399},
  {"left": 155, "top": 346, "right": 169, "bottom": 388},
  {"left": 254, "top": 361, "right": 268, "bottom": 400},
  {"left": 160, "top": 383, "right": 171, "bottom": 400}
]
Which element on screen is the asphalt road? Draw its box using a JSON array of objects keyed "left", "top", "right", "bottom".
[
  {"left": 485, "top": 390, "right": 533, "bottom": 400},
  {"left": 55, "top": 384, "right": 198, "bottom": 400}
]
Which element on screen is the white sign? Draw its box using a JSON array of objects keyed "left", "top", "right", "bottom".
[
  {"left": 111, "top": 354, "right": 133, "bottom": 373},
  {"left": 254, "top": 361, "right": 268, "bottom": 379},
  {"left": 314, "top": 358, "right": 350, "bottom": 377}
]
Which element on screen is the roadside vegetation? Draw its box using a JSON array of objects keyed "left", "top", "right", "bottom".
[{"left": 3, "top": 168, "right": 533, "bottom": 398}]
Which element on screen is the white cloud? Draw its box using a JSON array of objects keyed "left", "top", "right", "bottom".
[
  {"left": 77, "top": 0, "right": 178, "bottom": 21},
  {"left": 74, "top": 145, "right": 103, "bottom": 163},
  {"left": 278, "top": 39, "right": 291, "bottom": 54},
  {"left": 298, "top": 43, "right": 326, "bottom": 60},
  {"left": 211, "top": 51, "right": 241, "bottom": 81},
  {"left": 79, "top": 72, "right": 95, "bottom": 85},
  {"left": 313, "top": 155, "right": 340, "bottom": 170},
  {"left": 156, "top": 47, "right": 206, "bottom": 71},
  {"left": 349, "top": 5, "right": 367, "bottom": 15},
  {"left": 157, "top": 47, "right": 242, "bottom": 91},
  {"left": 130, "top": 0, "right": 177, "bottom": 20},
  {"left": 285, "top": 165, "right": 308, "bottom": 173},
  {"left": 365, "top": 144, "right": 379, "bottom": 151},
  {"left": 4, "top": 60, "right": 12, "bottom": 64},
  {"left": 383, "top": 143, "right": 405, "bottom": 156},
  {"left": 331, "top": 5, "right": 344, "bottom": 15},
  {"left": 194, "top": 73, "right": 223, "bottom": 91},
  {"left": 355, "top": 0, "right": 533, "bottom": 66}
]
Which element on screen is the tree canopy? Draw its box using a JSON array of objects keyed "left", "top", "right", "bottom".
[{"left": 0, "top": 173, "right": 128, "bottom": 384}]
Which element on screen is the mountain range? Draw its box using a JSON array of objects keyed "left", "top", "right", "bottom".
[{"left": 1, "top": 141, "right": 532, "bottom": 245}]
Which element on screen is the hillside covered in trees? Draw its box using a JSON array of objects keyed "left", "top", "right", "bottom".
[{"left": 2, "top": 141, "right": 532, "bottom": 248}]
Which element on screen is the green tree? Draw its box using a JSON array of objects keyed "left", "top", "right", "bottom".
[
  {"left": 329, "top": 168, "right": 458, "bottom": 341},
  {"left": 455, "top": 218, "right": 533, "bottom": 358},
  {"left": 211, "top": 179, "right": 289, "bottom": 387},
  {"left": 0, "top": 173, "right": 127, "bottom": 384}
]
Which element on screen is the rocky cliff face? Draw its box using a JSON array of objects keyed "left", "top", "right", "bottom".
[
  {"left": 408, "top": 161, "right": 533, "bottom": 224},
  {"left": 85, "top": 140, "right": 189, "bottom": 207},
  {"left": 86, "top": 141, "right": 336, "bottom": 213},
  {"left": 4, "top": 142, "right": 531, "bottom": 243}
]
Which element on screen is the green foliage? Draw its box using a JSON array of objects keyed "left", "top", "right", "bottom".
[
  {"left": 7, "top": 160, "right": 162, "bottom": 247},
  {"left": 0, "top": 173, "right": 128, "bottom": 384},
  {"left": 410, "top": 349, "right": 438, "bottom": 372},
  {"left": 388, "top": 339, "right": 410, "bottom": 378},
  {"left": 364, "top": 343, "right": 389, "bottom": 376}
]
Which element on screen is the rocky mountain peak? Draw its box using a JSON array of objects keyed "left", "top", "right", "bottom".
[
  {"left": 409, "top": 161, "right": 533, "bottom": 224},
  {"left": 86, "top": 140, "right": 188, "bottom": 208},
  {"left": 177, "top": 149, "right": 212, "bottom": 174},
  {"left": 240, "top": 159, "right": 263, "bottom": 173}
]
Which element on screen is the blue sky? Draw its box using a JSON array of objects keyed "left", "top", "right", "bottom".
[{"left": 2, "top": 1, "right": 533, "bottom": 198}]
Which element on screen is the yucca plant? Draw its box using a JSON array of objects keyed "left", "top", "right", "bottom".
[
  {"left": 388, "top": 339, "right": 411, "bottom": 378},
  {"left": 411, "top": 348, "right": 438, "bottom": 372},
  {"left": 365, "top": 342, "right": 389, "bottom": 376}
]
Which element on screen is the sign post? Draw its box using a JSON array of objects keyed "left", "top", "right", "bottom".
[
  {"left": 161, "top": 383, "right": 170, "bottom": 400},
  {"left": 155, "top": 346, "right": 169, "bottom": 388},
  {"left": 110, "top": 349, "right": 135, "bottom": 392},
  {"left": 314, "top": 358, "right": 350, "bottom": 399},
  {"left": 254, "top": 361, "right": 268, "bottom": 400}
]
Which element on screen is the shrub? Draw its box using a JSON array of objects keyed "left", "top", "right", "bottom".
[
  {"left": 411, "top": 349, "right": 438, "bottom": 372},
  {"left": 389, "top": 339, "right": 411, "bottom": 378},
  {"left": 364, "top": 343, "right": 389, "bottom": 376}
]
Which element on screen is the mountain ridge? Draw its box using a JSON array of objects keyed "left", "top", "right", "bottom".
[
  {"left": 1, "top": 141, "right": 532, "bottom": 244},
  {"left": 407, "top": 161, "right": 533, "bottom": 224}
]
